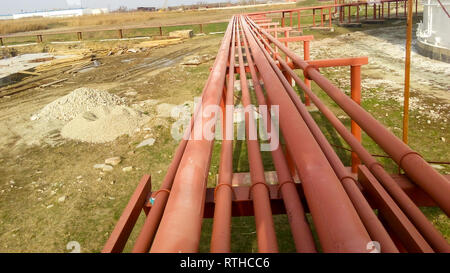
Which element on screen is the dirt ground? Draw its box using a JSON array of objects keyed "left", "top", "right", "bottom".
[
  {"left": 0, "top": 34, "right": 222, "bottom": 252},
  {"left": 0, "top": 20, "right": 448, "bottom": 252}
]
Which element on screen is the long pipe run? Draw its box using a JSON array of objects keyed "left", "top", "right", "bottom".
[
  {"left": 253, "top": 19, "right": 450, "bottom": 217},
  {"left": 241, "top": 16, "right": 372, "bottom": 253},
  {"left": 150, "top": 19, "right": 234, "bottom": 252}
]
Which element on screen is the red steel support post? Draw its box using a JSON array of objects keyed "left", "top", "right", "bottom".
[
  {"left": 290, "top": 11, "right": 293, "bottom": 27},
  {"left": 313, "top": 9, "right": 316, "bottom": 26},
  {"left": 304, "top": 40, "right": 311, "bottom": 106},
  {"left": 329, "top": 8, "right": 332, "bottom": 27},
  {"left": 350, "top": 65, "right": 362, "bottom": 173},
  {"left": 321, "top": 8, "right": 324, "bottom": 27}
]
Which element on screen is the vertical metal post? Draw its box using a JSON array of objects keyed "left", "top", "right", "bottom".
[
  {"left": 118, "top": 29, "right": 123, "bottom": 39},
  {"left": 298, "top": 11, "right": 301, "bottom": 31},
  {"left": 396, "top": 0, "right": 399, "bottom": 17},
  {"left": 200, "top": 24, "right": 203, "bottom": 33},
  {"left": 304, "top": 40, "right": 311, "bottom": 106},
  {"left": 329, "top": 7, "right": 332, "bottom": 27},
  {"left": 357, "top": 4, "right": 360, "bottom": 22},
  {"left": 77, "top": 32, "right": 83, "bottom": 41},
  {"left": 402, "top": 0, "right": 413, "bottom": 144},
  {"left": 0, "top": 37, "right": 3, "bottom": 46},
  {"left": 365, "top": 3, "right": 368, "bottom": 20},
  {"left": 321, "top": 8, "right": 324, "bottom": 27},
  {"left": 388, "top": 2, "right": 391, "bottom": 18},
  {"left": 347, "top": 5, "right": 350, "bottom": 23},
  {"left": 159, "top": 26, "right": 163, "bottom": 36},
  {"left": 350, "top": 65, "right": 362, "bottom": 173},
  {"left": 290, "top": 11, "right": 293, "bottom": 27},
  {"left": 374, "top": 3, "right": 377, "bottom": 19},
  {"left": 313, "top": 9, "right": 316, "bottom": 26},
  {"left": 281, "top": 12, "right": 285, "bottom": 27}
]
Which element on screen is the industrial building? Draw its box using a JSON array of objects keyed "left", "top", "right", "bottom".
[{"left": 0, "top": 8, "right": 109, "bottom": 20}]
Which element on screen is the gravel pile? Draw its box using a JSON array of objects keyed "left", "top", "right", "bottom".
[
  {"left": 32, "top": 87, "right": 126, "bottom": 121},
  {"left": 61, "top": 105, "right": 150, "bottom": 143}
]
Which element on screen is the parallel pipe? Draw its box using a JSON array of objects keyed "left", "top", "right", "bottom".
[
  {"left": 246, "top": 21, "right": 398, "bottom": 253},
  {"left": 150, "top": 19, "right": 234, "bottom": 252},
  {"left": 247, "top": 18, "right": 449, "bottom": 252},
  {"left": 253, "top": 19, "right": 450, "bottom": 217},
  {"left": 241, "top": 18, "right": 317, "bottom": 253},
  {"left": 210, "top": 17, "right": 237, "bottom": 253},
  {"left": 241, "top": 17, "right": 372, "bottom": 253},
  {"left": 132, "top": 61, "right": 216, "bottom": 253},
  {"left": 235, "top": 17, "right": 279, "bottom": 252}
]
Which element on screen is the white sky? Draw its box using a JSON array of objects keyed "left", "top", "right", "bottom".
[{"left": 0, "top": 0, "right": 241, "bottom": 14}]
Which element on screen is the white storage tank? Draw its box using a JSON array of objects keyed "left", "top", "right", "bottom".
[{"left": 416, "top": 0, "right": 450, "bottom": 62}]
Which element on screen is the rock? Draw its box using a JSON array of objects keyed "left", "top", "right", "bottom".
[
  {"left": 136, "top": 138, "right": 155, "bottom": 148},
  {"left": 46, "top": 204, "right": 54, "bottom": 209},
  {"left": 122, "top": 166, "right": 133, "bottom": 172},
  {"left": 105, "top": 156, "right": 121, "bottom": 166},
  {"left": 169, "top": 30, "right": 194, "bottom": 39},
  {"left": 128, "top": 150, "right": 135, "bottom": 155},
  {"left": 94, "top": 164, "right": 106, "bottom": 169},
  {"left": 76, "top": 176, "right": 82, "bottom": 180},
  {"left": 441, "top": 137, "right": 446, "bottom": 142},
  {"left": 182, "top": 56, "right": 201, "bottom": 65},
  {"left": 431, "top": 164, "right": 445, "bottom": 170},
  {"left": 58, "top": 196, "right": 66, "bottom": 202},
  {"left": 102, "top": 165, "right": 114, "bottom": 172}
]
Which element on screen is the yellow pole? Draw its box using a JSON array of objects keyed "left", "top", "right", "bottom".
[{"left": 402, "top": 0, "right": 413, "bottom": 144}]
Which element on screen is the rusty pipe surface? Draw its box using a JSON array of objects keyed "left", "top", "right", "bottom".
[
  {"left": 236, "top": 17, "right": 279, "bottom": 252},
  {"left": 241, "top": 16, "right": 372, "bottom": 253},
  {"left": 150, "top": 18, "right": 234, "bottom": 252},
  {"left": 246, "top": 24, "right": 399, "bottom": 253},
  {"left": 248, "top": 18, "right": 450, "bottom": 252},
  {"left": 210, "top": 17, "right": 237, "bottom": 253},
  {"left": 256, "top": 31, "right": 449, "bottom": 252},
  {"left": 132, "top": 70, "right": 216, "bottom": 253},
  {"left": 131, "top": 37, "right": 223, "bottom": 252},
  {"left": 254, "top": 21, "right": 450, "bottom": 216},
  {"left": 240, "top": 18, "right": 317, "bottom": 253}
]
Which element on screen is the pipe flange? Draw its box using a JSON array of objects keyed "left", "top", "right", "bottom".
[{"left": 303, "top": 64, "right": 319, "bottom": 80}]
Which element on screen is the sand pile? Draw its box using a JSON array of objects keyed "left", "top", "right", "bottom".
[
  {"left": 30, "top": 87, "right": 150, "bottom": 144},
  {"left": 32, "top": 87, "right": 126, "bottom": 121},
  {"left": 61, "top": 105, "right": 150, "bottom": 143}
]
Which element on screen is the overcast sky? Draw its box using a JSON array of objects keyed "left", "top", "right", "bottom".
[{"left": 0, "top": 0, "right": 240, "bottom": 14}]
